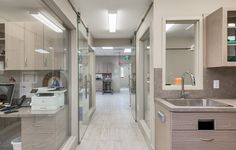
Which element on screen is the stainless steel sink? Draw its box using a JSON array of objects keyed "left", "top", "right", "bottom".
[{"left": 164, "top": 99, "right": 233, "bottom": 107}]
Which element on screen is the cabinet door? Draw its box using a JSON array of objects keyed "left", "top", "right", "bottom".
[
  {"left": 102, "top": 63, "right": 107, "bottom": 73},
  {"left": 54, "top": 32, "right": 65, "bottom": 70},
  {"left": 24, "top": 22, "right": 44, "bottom": 70},
  {"left": 5, "top": 22, "right": 25, "bottom": 70},
  {"left": 43, "top": 26, "right": 55, "bottom": 70},
  {"left": 107, "top": 63, "right": 112, "bottom": 73}
]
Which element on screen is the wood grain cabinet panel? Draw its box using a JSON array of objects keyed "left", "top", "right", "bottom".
[
  {"left": 156, "top": 102, "right": 236, "bottom": 150},
  {"left": 21, "top": 107, "right": 68, "bottom": 150},
  {"left": 206, "top": 7, "right": 236, "bottom": 67},
  {"left": 172, "top": 131, "right": 236, "bottom": 150},
  {"left": 172, "top": 113, "right": 236, "bottom": 130},
  {"left": 5, "top": 22, "right": 25, "bottom": 70}
]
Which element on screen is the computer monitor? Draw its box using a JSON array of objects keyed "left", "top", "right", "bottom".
[{"left": 0, "top": 83, "right": 15, "bottom": 105}]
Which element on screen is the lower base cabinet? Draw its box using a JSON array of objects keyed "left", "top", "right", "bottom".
[
  {"left": 21, "top": 107, "right": 68, "bottom": 150},
  {"left": 156, "top": 104, "right": 236, "bottom": 150}
]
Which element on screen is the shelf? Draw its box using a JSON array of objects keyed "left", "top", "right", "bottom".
[
  {"left": 0, "top": 38, "right": 5, "bottom": 40},
  {"left": 228, "top": 44, "right": 236, "bottom": 46}
]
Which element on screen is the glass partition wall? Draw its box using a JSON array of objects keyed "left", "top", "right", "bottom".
[
  {"left": 0, "top": 0, "right": 71, "bottom": 149},
  {"left": 140, "top": 29, "right": 150, "bottom": 128},
  {"left": 130, "top": 36, "right": 137, "bottom": 121},
  {"left": 78, "top": 23, "right": 92, "bottom": 141}
]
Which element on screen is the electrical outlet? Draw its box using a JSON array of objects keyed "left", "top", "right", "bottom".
[{"left": 213, "top": 80, "right": 220, "bottom": 89}]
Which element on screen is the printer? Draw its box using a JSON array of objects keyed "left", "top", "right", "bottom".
[{"left": 31, "top": 87, "right": 67, "bottom": 111}]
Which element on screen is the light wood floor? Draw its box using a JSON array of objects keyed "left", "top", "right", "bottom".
[{"left": 77, "top": 89, "right": 149, "bottom": 150}]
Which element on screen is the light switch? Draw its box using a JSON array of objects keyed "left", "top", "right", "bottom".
[{"left": 213, "top": 80, "right": 220, "bottom": 89}]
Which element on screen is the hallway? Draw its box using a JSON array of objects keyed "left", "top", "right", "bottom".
[{"left": 77, "top": 89, "right": 149, "bottom": 150}]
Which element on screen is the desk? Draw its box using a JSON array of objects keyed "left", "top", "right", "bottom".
[{"left": 0, "top": 106, "right": 68, "bottom": 150}]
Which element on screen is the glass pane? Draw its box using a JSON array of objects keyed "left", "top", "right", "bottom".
[
  {"left": 141, "top": 29, "right": 150, "bottom": 128},
  {"left": 0, "top": 0, "right": 71, "bottom": 149},
  {"left": 165, "top": 21, "right": 196, "bottom": 86},
  {"left": 78, "top": 24, "right": 91, "bottom": 140},
  {"left": 227, "top": 11, "right": 236, "bottom": 62}
]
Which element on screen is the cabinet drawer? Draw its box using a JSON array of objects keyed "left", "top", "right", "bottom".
[
  {"left": 172, "top": 131, "right": 236, "bottom": 150},
  {"left": 22, "top": 117, "right": 56, "bottom": 134},
  {"left": 172, "top": 113, "right": 236, "bottom": 130}
]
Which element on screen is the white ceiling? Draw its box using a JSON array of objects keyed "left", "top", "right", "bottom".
[{"left": 71, "top": 0, "right": 152, "bottom": 39}]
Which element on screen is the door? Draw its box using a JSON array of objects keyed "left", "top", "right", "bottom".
[
  {"left": 142, "top": 29, "right": 150, "bottom": 128},
  {"left": 78, "top": 22, "right": 91, "bottom": 141}
]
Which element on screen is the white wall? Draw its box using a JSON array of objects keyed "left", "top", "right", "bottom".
[{"left": 120, "top": 64, "right": 130, "bottom": 88}]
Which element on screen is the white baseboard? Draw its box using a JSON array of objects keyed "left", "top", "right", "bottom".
[
  {"left": 138, "top": 120, "right": 155, "bottom": 150},
  {"left": 60, "top": 136, "right": 78, "bottom": 150}
]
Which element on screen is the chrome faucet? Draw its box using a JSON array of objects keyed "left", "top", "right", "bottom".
[{"left": 180, "top": 72, "right": 196, "bottom": 99}]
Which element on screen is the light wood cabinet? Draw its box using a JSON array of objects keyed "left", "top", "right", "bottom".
[
  {"left": 5, "top": 22, "right": 65, "bottom": 70},
  {"left": 5, "top": 22, "right": 25, "bottom": 70},
  {"left": 96, "top": 63, "right": 113, "bottom": 73},
  {"left": 156, "top": 103, "right": 236, "bottom": 150},
  {"left": 24, "top": 22, "right": 44, "bottom": 70},
  {"left": 206, "top": 7, "right": 236, "bottom": 67}
]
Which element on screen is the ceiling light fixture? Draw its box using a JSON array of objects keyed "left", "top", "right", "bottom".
[
  {"left": 124, "top": 48, "right": 132, "bottom": 53},
  {"left": 185, "top": 24, "right": 194, "bottom": 30},
  {"left": 166, "top": 24, "right": 174, "bottom": 31},
  {"left": 147, "top": 46, "right": 150, "bottom": 49},
  {"left": 108, "top": 11, "right": 117, "bottom": 32},
  {"left": 30, "top": 12, "right": 65, "bottom": 33},
  {"left": 102, "top": 47, "right": 114, "bottom": 50}
]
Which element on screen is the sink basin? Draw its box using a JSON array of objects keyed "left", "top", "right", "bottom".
[{"left": 165, "top": 99, "right": 233, "bottom": 107}]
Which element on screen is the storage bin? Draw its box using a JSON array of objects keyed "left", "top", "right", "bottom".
[{"left": 11, "top": 137, "right": 21, "bottom": 150}]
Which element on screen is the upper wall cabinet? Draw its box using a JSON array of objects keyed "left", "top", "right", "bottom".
[
  {"left": 206, "top": 7, "right": 236, "bottom": 67},
  {"left": 5, "top": 22, "right": 66, "bottom": 71},
  {"left": 5, "top": 22, "right": 25, "bottom": 70}
]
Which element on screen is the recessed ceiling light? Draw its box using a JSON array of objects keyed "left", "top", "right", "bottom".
[
  {"left": 102, "top": 47, "right": 113, "bottom": 50},
  {"left": 166, "top": 24, "right": 174, "bottom": 31},
  {"left": 124, "top": 48, "right": 132, "bottom": 53},
  {"left": 108, "top": 11, "right": 117, "bottom": 32}
]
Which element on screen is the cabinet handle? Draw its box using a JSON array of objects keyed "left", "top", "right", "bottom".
[
  {"left": 158, "top": 111, "right": 165, "bottom": 123},
  {"left": 200, "top": 138, "right": 215, "bottom": 142},
  {"left": 32, "top": 123, "right": 41, "bottom": 127},
  {"left": 5, "top": 58, "right": 8, "bottom": 68},
  {"left": 25, "top": 58, "right": 27, "bottom": 67}
]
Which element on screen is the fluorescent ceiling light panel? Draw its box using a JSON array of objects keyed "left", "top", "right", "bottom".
[
  {"left": 228, "top": 23, "right": 236, "bottom": 28},
  {"left": 102, "top": 47, "right": 113, "bottom": 49},
  {"left": 124, "top": 48, "right": 132, "bottom": 53},
  {"left": 166, "top": 24, "right": 174, "bottom": 31},
  {"left": 30, "top": 12, "right": 64, "bottom": 33},
  {"left": 108, "top": 11, "right": 117, "bottom": 32},
  {"left": 35, "top": 49, "right": 50, "bottom": 54},
  {"left": 185, "top": 24, "right": 194, "bottom": 30}
]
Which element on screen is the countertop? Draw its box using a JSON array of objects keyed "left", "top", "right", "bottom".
[
  {"left": 0, "top": 106, "right": 66, "bottom": 118},
  {"left": 155, "top": 98, "right": 236, "bottom": 112}
]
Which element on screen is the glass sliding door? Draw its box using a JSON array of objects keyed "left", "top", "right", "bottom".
[
  {"left": 78, "top": 23, "right": 91, "bottom": 140},
  {"left": 141, "top": 29, "right": 150, "bottom": 128},
  {"left": 130, "top": 36, "right": 137, "bottom": 121}
]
